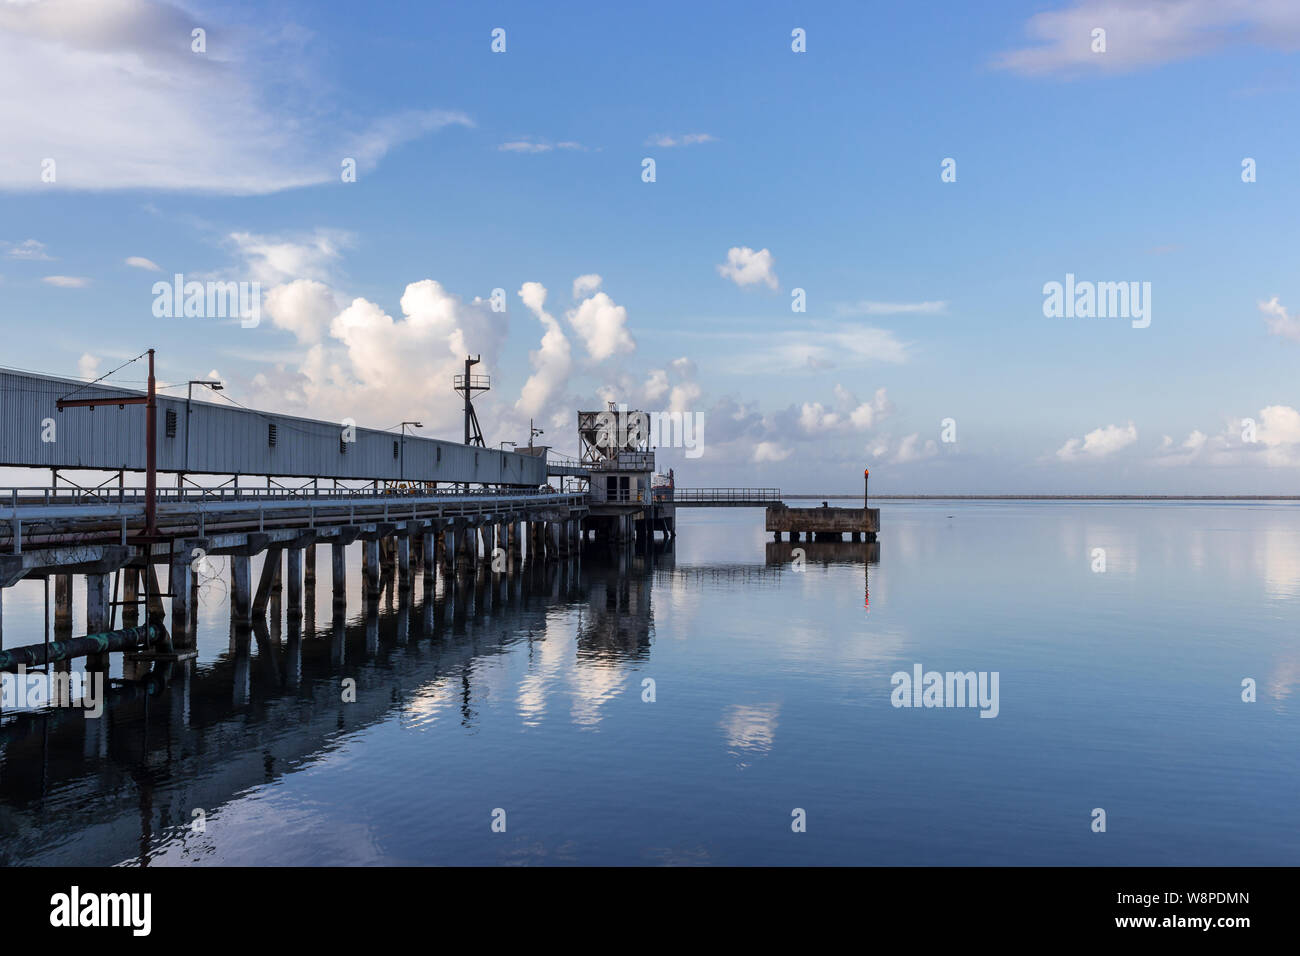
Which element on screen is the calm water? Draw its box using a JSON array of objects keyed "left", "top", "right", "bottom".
[{"left": 2, "top": 502, "right": 1298, "bottom": 866}]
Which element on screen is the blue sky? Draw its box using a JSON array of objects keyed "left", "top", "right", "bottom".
[{"left": 2, "top": 0, "right": 1300, "bottom": 492}]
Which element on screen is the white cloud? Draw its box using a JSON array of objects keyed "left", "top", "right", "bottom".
[
  {"left": 42, "top": 275, "right": 88, "bottom": 288},
  {"left": 646, "top": 133, "right": 717, "bottom": 147},
  {"left": 1056, "top": 422, "right": 1138, "bottom": 460},
  {"left": 228, "top": 229, "right": 350, "bottom": 287},
  {"left": 753, "top": 441, "right": 791, "bottom": 463},
  {"left": 800, "top": 386, "right": 891, "bottom": 435},
  {"left": 716, "top": 246, "right": 778, "bottom": 290},
  {"left": 1259, "top": 296, "right": 1300, "bottom": 342},
  {"left": 124, "top": 256, "right": 160, "bottom": 271},
  {"left": 0, "top": 0, "right": 470, "bottom": 193},
  {"left": 643, "top": 369, "right": 669, "bottom": 402},
  {"left": 835, "top": 300, "right": 947, "bottom": 316},
  {"left": 498, "top": 139, "right": 586, "bottom": 153},
  {"left": 566, "top": 290, "right": 635, "bottom": 361},
  {"left": 716, "top": 324, "right": 907, "bottom": 373},
  {"left": 515, "top": 282, "right": 573, "bottom": 419},
  {"left": 572, "top": 273, "right": 601, "bottom": 299},
  {"left": 5, "top": 238, "right": 52, "bottom": 260},
  {"left": 263, "top": 278, "right": 340, "bottom": 344},
  {"left": 236, "top": 268, "right": 507, "bottom": 431},
  {"left": 1152, "top": 408, "right": 1300, "bottom": 467},
  {"left": 892, "top": 433, "right": 939, "bottom": 464},
  {"left": 994, "top": 0, "right": 1300, "bottom": 75},
  {"left": 77, "top": 352, "right": 99, "bottom": 379}
]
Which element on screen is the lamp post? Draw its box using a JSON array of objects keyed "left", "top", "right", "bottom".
[
  {"left": 184, "top": 379, "right": 223, "bottom": 488},
  {"left": 528, "top": 420, "right": 544, "bottom": 450},
  {"left": 398, "top": 421, "right": 422, "bottom": 481},
  {"left": 864, "top": 468, "right": 869, "bottom": 510},
  {"left": 499, "top": 440, "right": 517, "bottom": 451}
]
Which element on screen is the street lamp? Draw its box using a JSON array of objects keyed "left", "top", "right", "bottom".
[
  {"left": 399, "top": 421, "right": 422, "bottom": 481},
  {"left": 528, "top": 419, "right": 544, "bottom": 449},
  {"left": 184, "top": 379, "right": 223, "bottom": 486}
]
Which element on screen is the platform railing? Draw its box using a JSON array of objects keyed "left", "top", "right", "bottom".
[
  {"left": 672, "top": 487, "right": 782, "bottom": 503},
  {"left": 1, "top": 484, "right": 557, "bottom": 510}
]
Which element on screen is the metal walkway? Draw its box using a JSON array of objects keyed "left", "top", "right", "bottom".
[{"left": 668, "top": 488, "right": 781, "bottom": 508}]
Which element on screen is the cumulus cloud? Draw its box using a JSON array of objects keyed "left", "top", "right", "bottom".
[
  {"left": 228, "top": 231, "right": 507, "bottom": 430},
  {"left": 643, "top": 369, "right": 669, "bottom": 403},
  {"left": 572, "top": 273, "right": 602, "bottom": 299},
  {"left": 891, "top": 433, "right": 939, "bottom": 464},
  {"left": 566, "top": 290, "right": 635, "bottom": 361},
  {"left": 42, "top": 275, "right": 88, "bottom": 288},
  {"left": 77, "top": 352, "right": 99, "bottom": 380},
  {"left": 0, "top": 0, "right": 470, "bottom": 193},
  {"left": 994, "top": 0, "right": 1300, "bottom": 75},
  {"left": 1153, "top": 406, "right": 1300, "bottom": 467},
  {"left": 263, "top": 279, "right": 341, "bottom": 344},
  {"left": 1259, "top": 296, "right": 1300, "bottom": 342},
  {"left": 799, "top": 386, "right": 892, "bottom": 435},
  {"left": 515, "top": 282, "right": 573, "bottom": 419},
  {"left": 1056, "top": 422, "right": 1138, "bottom": 461},
  {"left": 753, "top": 441, "right": 791, "bottom": 463},
  {"left": 717, "top": 246, "right": 778, "bottom": 290},
  {"left": 124, "top": 255, "right": 160, "bottom": 271}
]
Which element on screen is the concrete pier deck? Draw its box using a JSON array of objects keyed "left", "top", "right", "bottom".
[{"left": 765, "top": 502, "right": 879, "bottom": 541}]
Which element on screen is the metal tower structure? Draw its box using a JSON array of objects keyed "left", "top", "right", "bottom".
[{"left": 453, "top": 354, "right": 490, "bottom": 447}]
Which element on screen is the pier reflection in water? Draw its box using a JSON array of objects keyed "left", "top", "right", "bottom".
[
  {"left": 4, "top": 504, "right": 1300, "bottom": 866},
  {"left": 0, "top": 541, "right": 671, "bottom": 866}
]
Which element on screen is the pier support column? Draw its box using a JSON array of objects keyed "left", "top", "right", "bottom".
[
  {"left": 231, "top": 555, "right": 252, "bottom": 625},
  {"left": 86, "top": 573, "right": 110, "bottom": 670},
  {"left": 331, "top": 542, "right": 347, "bottom": 606},
  {"left": 170, "top": 551, "right": 192, "bottom": 645},
  {"left": 120, "top": 569, "right": 138, "bottom": 627},
  {"left": 364, "top": 539, "right": 380, "bottom": 594},
  {"left": 457, "top": 524, "right": 474, "bottom": 571},
  {"left": 441, "top": 528, "right": 455, "bottom": 575},
  {"left": 422, "top": 530, "right": 437, "bottom": 583},
  {"left": 397, "top": 534, "right": 411, "bottom": 579},
  {"left": 286, "top": 548, "right": 303, "bottom": 618},
  {"left": 55, "top": 574, "right": 73, "bottom": 632},
  {"left": 305, "top": 544, "right": 317, "bottom": 586}
]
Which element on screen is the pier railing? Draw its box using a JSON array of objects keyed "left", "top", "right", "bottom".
[
  {"left": 0, "top": 484, "right": 551, "bottom": 510},
  {"left": 671, "top": 488, "right": 782, "bottom": 507}
]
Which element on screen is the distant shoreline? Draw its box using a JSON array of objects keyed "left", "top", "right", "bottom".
[{"left": 782, "top": 494, "right": 1300, "bottom": 501}]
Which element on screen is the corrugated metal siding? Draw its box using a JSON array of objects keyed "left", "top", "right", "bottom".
[{"left": 0, "top": 369, "right": 545, "bottom": 485}]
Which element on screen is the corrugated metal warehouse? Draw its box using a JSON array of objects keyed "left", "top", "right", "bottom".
[{"left": 0, "top": 368, "right": 546, "bottom": 486}]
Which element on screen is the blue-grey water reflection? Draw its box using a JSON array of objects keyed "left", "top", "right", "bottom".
[{"left": 2, "top": 502, "right": 1298, "bottom": 865}]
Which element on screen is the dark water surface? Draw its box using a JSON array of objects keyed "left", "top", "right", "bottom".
[{"left": 1, "top": 502, "right": 1298, "bottom": 865}]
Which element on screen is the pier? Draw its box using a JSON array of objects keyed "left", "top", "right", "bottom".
[{"left": 0, "top": 361, "right": 882, "bottom": 673}]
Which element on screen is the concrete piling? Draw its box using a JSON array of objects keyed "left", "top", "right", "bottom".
[
  {"left": 231, "top": 555, "right": 252, "bottom": 625},
  {"left": 286, "top": 547, "right": 303, "bottom": 618}
]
